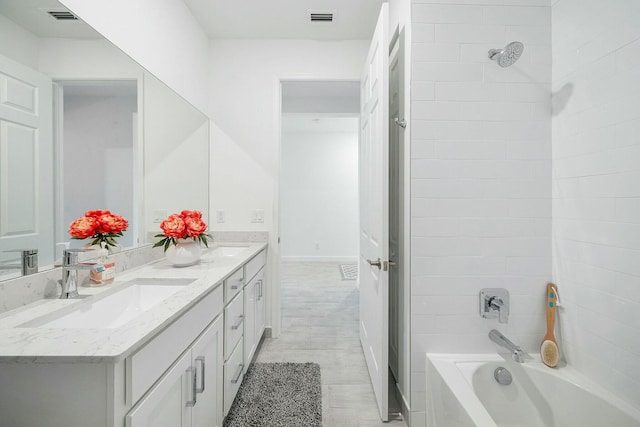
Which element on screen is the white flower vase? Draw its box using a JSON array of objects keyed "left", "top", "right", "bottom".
[{"left": 165, "top": 239, "right": 202, "bottom": 267}]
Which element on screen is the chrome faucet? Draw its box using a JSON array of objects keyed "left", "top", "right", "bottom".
[
  {"left": 1, "top": 249, "right": 38, "bottom": 275},
  {"left": 489, "top": 329, "right": 526, "bottom": 363},
  {"left": 480, "top": 288, "right": 510, "bottom": 323},
  {"left": 59, "top": 249, "right": 104, "bottom": 299}
]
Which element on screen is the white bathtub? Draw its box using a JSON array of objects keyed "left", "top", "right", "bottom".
[{"left": 426, "top": 353, "right": 640, "bottom": 427}]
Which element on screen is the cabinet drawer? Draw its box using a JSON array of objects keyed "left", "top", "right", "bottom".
[
  {"left": 223, "top": 337, "right": 244, "bottom": 416},
  {"left": 127, "top": 285, "right": 223, "bottom": 405},
  {"left": 224, "top": 268, "right": 244, "bottom": 304},
  {"left": 244, "top": 249, "right": 266, "bottom": 284},
  {"left": 224, "top": 291, "right": 244, "bottom": 360}
]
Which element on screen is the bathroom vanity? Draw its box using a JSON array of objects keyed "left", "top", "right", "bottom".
[{"left": 0, "top": 243, "right": 267, "bottom": 427}]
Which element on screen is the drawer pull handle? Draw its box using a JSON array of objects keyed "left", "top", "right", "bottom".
[
  {"left": 186, "top": 366, "right": 197, "bottom": 407},
  {"left": 195, "top": 356, "right": 205, "bottom": 394},
  {"left": 231, "top": 314, "right": 244, "bottom": 330},
  {"left": 230, "top": 364, "right": 244, "bottom": 384},
  {"left": 231, "top": 278, "right": 244, "bottom": 290}
]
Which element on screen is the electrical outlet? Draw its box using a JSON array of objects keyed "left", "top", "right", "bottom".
[
  {"left": 216, "top": 210, "right": 225, "bottom": 223},
  {"left": 153, "top": 209, "right": 167, "bottom": 223},
  {"left": 251, "top": 209, "right": 264, "bottom": 223}
]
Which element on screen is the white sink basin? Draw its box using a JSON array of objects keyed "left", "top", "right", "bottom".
[
  {"left": 30, "top": 278, "right": 194, "bottom": 329},
  {"left": 206, "top": 245, "right": 249, "bottom": 257}
]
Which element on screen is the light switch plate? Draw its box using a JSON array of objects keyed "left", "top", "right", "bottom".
[
  {"left": 153, "top": 209, "right": 167, "bottom": 223},
  {"left": 216, "top": 210, "right": 225, "bottom": 223},
  {"left": 251, "top": 209, "right": 264, "bottom": 223}
]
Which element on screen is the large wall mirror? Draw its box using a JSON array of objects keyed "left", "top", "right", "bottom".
[{"left": 0, "top": 0, "right": 209, "bottom": 281}]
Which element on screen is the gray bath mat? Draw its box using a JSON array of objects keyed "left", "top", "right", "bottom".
[
  {"left": 339, "top": 263, "right": 358, "bottom": 280},
  {"left": 224, "top": 362, "right": 322, "bottom": 427}
]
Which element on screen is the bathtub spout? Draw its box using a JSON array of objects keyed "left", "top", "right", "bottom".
[{"left": 489, "top": 329, "right": 526, "bottom": 363}]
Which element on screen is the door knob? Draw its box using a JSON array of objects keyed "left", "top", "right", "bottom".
[{"left": 366, "top": 258, "right": 382, "bottom": 269}]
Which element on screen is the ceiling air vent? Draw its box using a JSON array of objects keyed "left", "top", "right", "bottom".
[
  {"left": 47, "top": 10, "right": 79, "bottom": 21},
  {"left": 310, "top": 12, "right": 334, "bottom": 22}
]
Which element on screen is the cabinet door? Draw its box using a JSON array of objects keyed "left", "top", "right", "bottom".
[
  {"left": 126, "top": 351, "right": 193, "bottom": 427},
  {"left": 191, "top": 316, "right": 224, "bottom": 427},
  {"left": 254, "top": 269, "right": 266, "bottom": 343},
  {"left": 243, "top": 279, "right": 256, "bottom": 369}
]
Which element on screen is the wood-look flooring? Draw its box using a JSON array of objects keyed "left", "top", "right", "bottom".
[{"left": 256, "top": 261, "right": 408, "bottom": 427}]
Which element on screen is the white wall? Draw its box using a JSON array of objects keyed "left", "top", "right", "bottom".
[
  {"left": 409, "top": 1, "right": 552, "bottom": 425},
  {"left": 59, "top": 0, "right": 209, "bottom": 114},
  {"left": 0, "top": 15, "right": 38, "bottom": 68},
  {"left": 552, "top": 0, "right": 640, "bottom": 411},
  {"left": 280, "top": 118, "right": 359, "bottom": 261},
  {"left": 208, "top": 39, "right": 368, "bottom": 336}
]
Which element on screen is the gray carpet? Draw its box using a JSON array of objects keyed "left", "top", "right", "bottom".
[{"left": 224, "top": 362, "right": 322, "bottom": 427}]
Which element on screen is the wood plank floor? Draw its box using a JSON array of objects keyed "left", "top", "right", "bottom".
[{"left": 255, "top": 261, "right": 408, "bottom": 427}]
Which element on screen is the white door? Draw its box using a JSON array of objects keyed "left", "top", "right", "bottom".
[
  {"left": 0, "top": 54, "right": 54, "bottom": 269},
  {"left": 359, "top": 3, "right": 389, "bottom": 421}
]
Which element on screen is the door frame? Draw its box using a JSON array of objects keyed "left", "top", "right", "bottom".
[{"left": 271, "top": 76, "right": 361, "bottom": 339}]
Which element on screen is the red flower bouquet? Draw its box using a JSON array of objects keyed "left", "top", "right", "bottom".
[
  {"left": 153, "top": 210, "right": 211, "bottom": 252},
  {"left": 68, "top": 210, "right": 128, "bottom": 249}
]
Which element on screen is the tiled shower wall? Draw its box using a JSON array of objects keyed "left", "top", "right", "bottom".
[
  {"left": 409, "top": 1, "right": 552, "bottom": 425},
  {"left": 552, "top": 0, "right": 640, "bottom": 411}
]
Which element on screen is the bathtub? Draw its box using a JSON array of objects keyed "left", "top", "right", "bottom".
[{"left": 426, "top": 353, "right": 640, "bottom": 427}]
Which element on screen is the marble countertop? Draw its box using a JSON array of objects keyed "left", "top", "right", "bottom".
[{"left": 0, "top": 242, "right": 267, "bottom": 363}]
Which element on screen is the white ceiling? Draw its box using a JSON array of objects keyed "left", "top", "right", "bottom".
[{"left": 182, "top": 0, "right": 383, "bottom": 40}]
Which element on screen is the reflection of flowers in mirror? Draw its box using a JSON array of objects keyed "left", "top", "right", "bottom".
[
  {"left": 154, "top": 210, "right": 211, "bottom": 252},
  {"left": 68, "top": 210, "right": 129, "bottom": 250}
]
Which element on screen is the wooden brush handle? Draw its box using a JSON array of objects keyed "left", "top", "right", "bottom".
[{"left": 546, "top": 283, "right": 557, "bottom": 337}]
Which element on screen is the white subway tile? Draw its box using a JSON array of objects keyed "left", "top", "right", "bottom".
[
  {"left": 411, "top": 81, "right": 435, "bottom": 100},
  {"left": 412, "top": 101, "right": 461, "bottom": 120},
  {"left": 506, "top": 256, "right": 551, "bottom": 275},
  {"left": 412, "top": 178, "right": 485, "bottom": 198},
  {"left": 483, "top": 5, "right": 550, "bottom": 27},
  {"left": 412, "top": 120, "right": 484, "bottom": 140},
  {"left": 435, "top": 141, "right": 506, "bottom": 160},
  {"left": 434, "top": 24, "right": 506, "bottom": 44},
  {"left": 483, "top": 120, "right": 550, "bottom": 140},
  {"left": 506, "top": 25, "right": 552, "bottom": 45},
  {"left": 413, "top": 62, "right": 484, "bottom": 82},
  {"left": 412, "top": 23, "right": 435, "bottom": 43},
  {"left": 412, "top": 42, "right": 461, "bottom": 62},
  {"left": 509, "top": 198, "right": 551, "bottom": 218},
  {"left": 505, "top": 83, "right": 551, "bottom": 102},
  {"left": 436, "top": 256, "right": 507, "bottom": 275},
  {"left": 412, "top": 237, "right": 483, "bottom": 256},
  {"left": 484, "top": 62, "right": 551, "bottom": 83},
  {"left": 411, "top": 140, "right": 437, "bottom": 159},
  {"left": 434, "top": 198, "right": 509, "bottom": 217},
  {"left": 459, "top": 102, "right": 532, "bottom": 121},
  {"left": 435, "top": 82, "right": 507, "bottom": 102},
  {"left": 413, "top": 4, "right": 483, "bottom": 24}
]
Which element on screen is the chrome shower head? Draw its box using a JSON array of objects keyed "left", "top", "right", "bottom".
[{"left": 488, "top": 41, "right": 524, "bottom": 68}]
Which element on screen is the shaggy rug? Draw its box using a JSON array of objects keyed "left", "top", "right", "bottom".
[{"left": 224, "top": 362, "right": 322, "bottom": 427}]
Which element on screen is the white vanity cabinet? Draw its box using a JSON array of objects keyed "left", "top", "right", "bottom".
[
  {"left": 0, "top": 243, "right": 268, "bottom": 427},
  {"left": 244, "top": 266, "right": 265, "bottom": 369},
  {"left": 126, "top": 315, "right": 223, "bottom": 427}
]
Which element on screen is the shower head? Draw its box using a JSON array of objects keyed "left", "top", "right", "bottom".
[{"left": 488, "top": 41, "right": 524, "bottom": 67}]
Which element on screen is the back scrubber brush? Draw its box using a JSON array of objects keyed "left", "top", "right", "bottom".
[{"left": 541, "top": 283, "right": 560, "bottom": 367}]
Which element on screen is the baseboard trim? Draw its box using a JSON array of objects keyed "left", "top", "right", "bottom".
[{"left": 281, "top": 256, "right": 358, "bottom": 263}]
